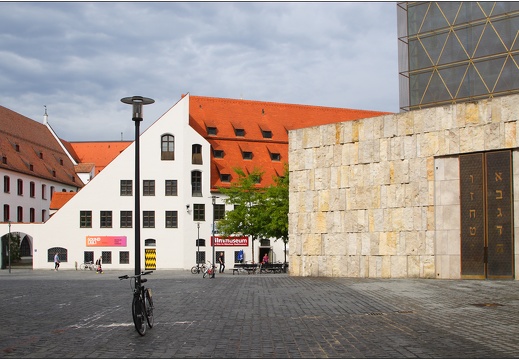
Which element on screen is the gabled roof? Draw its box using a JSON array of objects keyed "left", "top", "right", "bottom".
[
  {"left": 188, "top": 95, "right": 391, "bottom": 191},
  {"left": 68, "top": 141, "right": 131, "bottom": 175},
  {"left": 0, "top": 105, "right": 83, "bottom": 187}
]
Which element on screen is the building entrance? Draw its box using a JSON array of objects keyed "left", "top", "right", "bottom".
[{"left": 460, "top": 150, "right": 514, "bottom": 279}]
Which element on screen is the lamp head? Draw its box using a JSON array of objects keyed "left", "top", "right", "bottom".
[{"left": 121, "top": 96, "right": 155, "bottom": 121}]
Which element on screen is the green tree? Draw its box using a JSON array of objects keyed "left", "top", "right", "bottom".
[
  {"left": 217, "top": 165, "right": 289, "bottom": 264},
  {"left": 218, "top": 167, "right": 267, "bottom": 263}
]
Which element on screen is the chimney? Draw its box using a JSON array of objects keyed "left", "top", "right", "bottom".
[{"left": 43, "top": 105, "right": 48, "bottom": 125}]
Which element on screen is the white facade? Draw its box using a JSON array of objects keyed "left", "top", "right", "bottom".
[{"left": 12, "top": 95, "right": 285, "bottom": 270}]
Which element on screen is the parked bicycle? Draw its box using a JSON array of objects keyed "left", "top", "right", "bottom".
[
  {"left": 203, "top": 261, "right": 216, "bottom": 278},
  {"left": 79, "top": 261, "right": 95, "bottom": 271},
  {"left": 118, "top": 271, "right": 154, "bottom": 336},
  {"left": 191, "top": 263, "right": 207, "bottom": 274}
]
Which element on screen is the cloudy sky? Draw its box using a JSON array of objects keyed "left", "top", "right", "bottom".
[{"left": 0, "top": 2, "right": 399, "bottom": 141}]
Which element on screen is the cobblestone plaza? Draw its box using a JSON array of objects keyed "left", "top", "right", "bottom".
[{"left": 1, "top": 270, "right": 519, "bottom": 358}]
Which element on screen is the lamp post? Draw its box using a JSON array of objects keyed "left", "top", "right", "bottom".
[
  {"left": 210, "top": 195, "right": 219, "bottom": 278},
  {"left": 121, "top": 96, "right": 154, "bottom": 285},
  {"left": 196, "top": 222, "right": 200, "bottom": 268},
  {"left": 8, "top": 221, "right": 11, "bottom": 274}
]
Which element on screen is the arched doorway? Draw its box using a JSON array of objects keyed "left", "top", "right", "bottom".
[{"left": 1, "top": 232, "right": 33, "bottom": 269}]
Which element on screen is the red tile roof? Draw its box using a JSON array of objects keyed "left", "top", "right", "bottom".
[
  {"left": 68, "top": 141, "right": 131, "bottom": 175},
  {"left": 50, "top": 191, "right": 76, "bottom": 210},
  {"left": 188, "top": 95, "right": 391, "bottom": 191},
  {"left": 0, "top": 105, "right": 83, "bottom": 187}
]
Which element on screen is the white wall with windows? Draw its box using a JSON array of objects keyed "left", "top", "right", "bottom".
[{"left": 14, "top": 94, "right": 286, "bottom": 271}]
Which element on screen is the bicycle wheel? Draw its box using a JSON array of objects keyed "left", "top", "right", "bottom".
[
  {"left": 79, "top": 263, "right": 86, "bottom": 270},
  {"left": 203, "top": 269, "right": 208, "bottom": 278},
  {"left": 132, "top": 296, "right": 146, "bottom": 336},
  {"left": 190, "top": 266, "right": 199, "bottom": 274},
  {"left": 145, "top": 288, "right": 154, "bottom": 328}
]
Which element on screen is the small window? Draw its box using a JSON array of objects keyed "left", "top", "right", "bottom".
[
  {"left": 119, "top": 251, "right": 130, "bottom": 264},
  {"left": 214, "top": 204, "right": 225, "bottom": 221},
  {"left": 165, "top": 180, "right": 178, "bottom": 196},
  {"left": 120, "top": 210, "right": 132, "bottom": 228},
  {"left": 52, "top": 170, "right": 56, "bottom": 177},
  {"left": 2, "top": 156, "right": 7, "bottom": 164},
  {"left": 161, "top": 134, "right": 175, "bottom": 160},
  {"left": 260, "top": 238, "right": 271, "bottom": 246},
  {"left": 271, "top": 153, "right": 281, "bottom": 161},
  {"left": 80, "top": 210, "right": 92, "bottom": 228},
  {"left": 84, "top": 251, "right": 94, "bottom": 263},
  {"left": 242, "top": 151, "right": 253, "bottom": 160},
  {"left": 59, "top": 158, "right": 64, "bottom": 166},
  {"left": 3, "top": 204, "right": 9, "bottom": 222},
  {"left": 39, "top": 152, "right": 43, "bottom": 159},
  {"left": 145, "top": 239, "right": 156, "bottom": 247},
  {"left": 191, "top": 171, "right": 202, "bottom": 197},
  {"left": 234, "top": 128, "right": 245, "bottom": 137},
  {"left": 102, "top": 251, "right": 112, "bottom": 264},
  {"left": 193, "top": 204, "right": 205, "bottom": 221},
  {"left": 15, "top": 144, "right": 20, "bottom": 152},
  {"left": 165, "top": 211, "right": 178, "bottom": 228},
  {"left": 192, "top": 144, "right": 203, "bottom": 165},
  {"left": 143, "top": 211, "right": 155, "bottom": 228},
  {"left": 100, "top": 211, "right": 112, "bottom": 228},
  {"left": 207, "top": 127, "right": 217, "bottom": 136},
  {"left": 48, "top": 247, "right": 67, "bottom": 262},
  {"left": 213, "top": 149, "right": 224, "bottom": 158},
  {"left": 120, "top": 180, "right": 132, "bottom": 196},
  {"left": 42, "top": 184, "right": 47, "bottom": 199},
  {"left": 17, "top": 179, "right": 23, "bottom": 195},
  {"left": 30, "top": 182, "right": 35, "bottom": 198},
  {"left": 196, "top": 239, "right": 206, "bottom": 247},
  {"left": 17, "top": 206, "right": 23, "bottom": 222},
  {"left": 42, "top": 209, "right": 46, "bottom": 222},
  {"left": 220, "top": 174, "right": 231, "bottom": 182},
  {"left": 4, "top": 176, "right": 10, "bottom": 193},
  {"left": 196, "top": 251, "right": 206, "bottom": 264},
  {"left": 251, "top": 174, "right": 261, "bottom": 184},
  {"left": 262, "top": 130, "right": 272, "bottom": 139},
  {"left": 30, "top": 208, "right": 35, "bottom": 222},
  {"left": 143, "top": 180, "right": 155, "bottom": 196},
  {"left": 29, "top": 164, "right": 34, "bottom": 171}
]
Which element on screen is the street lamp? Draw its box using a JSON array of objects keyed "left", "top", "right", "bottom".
[
  {"left": 121, "top": 96, "right": 154, "bottom": 285},
  {"left": 8, "top": 221, "right": 11, "bottom": 274},
  {"left": 210, "top": 195, "right": 219, "bottom": 278},
  {"left": 196, "top": 222, "right": 200, "bottom": 268}
]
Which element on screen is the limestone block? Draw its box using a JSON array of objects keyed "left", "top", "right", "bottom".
[
  {"left": 318, "top": 189, "right": 330, "bottom": 212},
  {"left": 379, "top": 232, "right": 397, "bottom": 255},
  {"left": 342, "top": 121, "right": 353, "bottom": 144},
  {"left": 421, "top": 107, "right": 439, "bottom": 133},
  {"left": 359, "top": 139, "right": 374, "bottom": 164},
  {"left": 347, "top": 255, "right": 360, "bottom": 277},
  {"left": 407, "top": 255, "right": 421, "bottom": 277},
  {"left": 314, "top": 167, "right": 330, "bottom": 191},
  {"left": 499, "top": 94, "right": 519, "bottom": 122},
  {"left": 397, "top": 111, "right": 415, "bottom": 136},
  {"left": 342, "top": 142, "right": 359, "bottom": 165},
  {"left": 425, "top": 230, "right": 435, "bottom": 255},
  {"left": 347, "top": 232, "right": 359, "bottom": 255},
  {"left": 459, "top": 125, "right": 485, "bottom": 153},
  {"left": 303, "top": 126, "right": 320, "bottom": 149},
  {"left": 485, "top": 122, "right": 504, "bottom": 150},
  {"left": 390, "top": 136, "right": 404, "bottom": 160},
  {"left": 362, "top": 117, "right": 376, "bottom": 140},
  {"left": 445, "top": 129, "right": 460, "bottom": 154},
  {"left": 361, "top": 232, "right": 371, "bottom": 256},
  {"left": 323, "top": 233, "right": 347, "bottom": 256},
  {"left": 505, "top": 122, "right": 517, "bottom": 148},
  {"left": 447, "top": 229, "right": 461, "bottom": 255},
  {"left": 404, "top": 182, "right": 419, "bottom": 207},
  {"left": 421, "top": 255, "right": 436, "bottom": 278},
  {"left": 379, "top": 138, "right": 389, "bottom": 162},
  {"left": 288, "top": 255, "right": 301, "bottom": 276},
  {"left": 403, "top": 207, "right": 414, "bottom": 231},
  {"left": 352, "top": 121, "right": 360, "bottom": 143},
  {"left": 396, "top": 231, "right": 406, "bottom": 255},
  {"left": 383, "top": 114, "right": 398, "bottom": 138},
  {"left": 405, "top": 231, "right": 425, "bottom": 255},
  {"left": 381, "top": 255, "right": 391, "bottom": 278},
  {"left": 320, "top": 124, "right": 337, "bottom": 147},
  {"left": 304, "top": 148, "right": 314, "bottom": 170},
  {"left": 439, "top": 104, "right": 456, "bottom": 130},
  {"left": 426, "top": 157, "right": 435, "bottom": 181},
  {"left": 418, "top": 131, "right": 440, "bottom": 157},
  {"left": 372, "top": 209, "right": 385, "bottom": 232},
  {"left": 302, "top": 255, "right": 319, "bottom": 277},
  {"left": 403, "top": 134, "right": 417, "bottom": 159},
  {"left": 390, "top": 256, "right": 408, "bottom": 278},
  {"left": 442, "top": 204, "right": 460, "bottom": 231},
  {"left": 314, "top": 212, "right": 327, "bottom": 234},
  {"left": 439, "top": 179, "right": 460, "bottom": 205},
  {"left": 413, "top": 206, "right": 424, "bottom": 231},
  {"left": 359, "top": 255, "right": 369, "bottom": 277}
]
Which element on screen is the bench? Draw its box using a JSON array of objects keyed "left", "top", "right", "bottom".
[{"left": 232, "top": 268, "right": 239, "bottom": 275}]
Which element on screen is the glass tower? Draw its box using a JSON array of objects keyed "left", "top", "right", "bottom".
[{"left": 398, "top": 2, "right": 519, "bottom": 111}]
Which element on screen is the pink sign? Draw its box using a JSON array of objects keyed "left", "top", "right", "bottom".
[
  {"left": 86, "top": 236, "right": 127, "bottom": 247},
  {"left": 211, "top": 236, "right": 249, "bottom": 246}
]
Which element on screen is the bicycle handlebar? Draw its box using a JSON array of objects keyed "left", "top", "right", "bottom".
[{"left": 118, "top": 270, "right": 153, "bottom": 280}]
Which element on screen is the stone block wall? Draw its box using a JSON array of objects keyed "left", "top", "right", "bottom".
[{"left": 288, "top": 95, "right": 519, "bottom": 278}]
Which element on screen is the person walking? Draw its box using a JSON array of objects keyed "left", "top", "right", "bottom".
[
  {"left": 95, "top": 256, "right": 103, "bottom": 274},
  {"left": 218, "top": 252, "right": 225, "bottom": 273},
  {"left": 54, "top": 252, "right": 60, "bottom": 271}
]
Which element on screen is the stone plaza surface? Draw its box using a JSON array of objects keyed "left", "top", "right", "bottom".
[{"left": 1, "top": 269, "right": 519, "bottom": 358}]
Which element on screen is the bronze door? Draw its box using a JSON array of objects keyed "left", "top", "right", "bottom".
[{"left": 460, "top": 151, "right": 514, "bottom": 279}]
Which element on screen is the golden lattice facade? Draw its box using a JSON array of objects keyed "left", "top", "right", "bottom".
[{"left": 398, "top": 2, "right": 519, "bottom": 111}]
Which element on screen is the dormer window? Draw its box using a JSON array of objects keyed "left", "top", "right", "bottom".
[
  {"left": 207, "top": 127, "right": 217, "bottom": 136},
  {"left": 242, "top": 151, "right": 253, "bottom": 160},
  {"left": 220, "top": 174, "right": 231, "bottom": 182},
  {"left": 15, "top": 144, "right": 20, "bottom": 152},
  {"left": 234, "top": 128, "right": 245, "bottom": 137},
  {"left": 213, "top": 149, "right": 224, "bottom": 158},
  {"left": 39, "top": 152, "right": 43, "bottom": 159},
  {"left": 2, "top": 156, "right": 7, "bottom": 164},
  {"left": 271, "top": 153, "right": 281, "bottom": 161},
  {"left": 59, "top": 158, "right": 64, "bottom": 166},
  {"left": 262, "top": 130, "right": 272, "bottom": 139}
]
